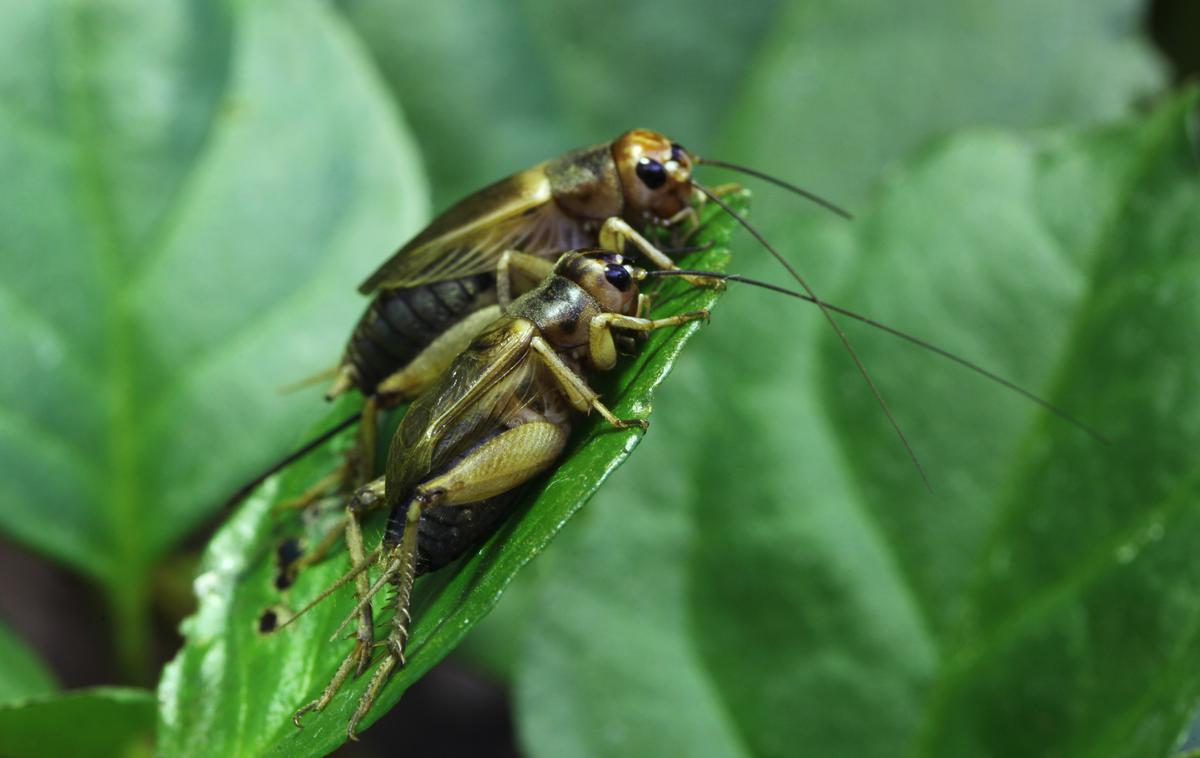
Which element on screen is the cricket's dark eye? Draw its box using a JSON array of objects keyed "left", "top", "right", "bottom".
[
  {"left": 605, "top": 264, "right": 632, "bottom": 291},
  {"left": 636, "top": 157, "right": 667, "bottom": 189},
  {"left": 670, "top": 143, "right": 687, "bottom": 164}
]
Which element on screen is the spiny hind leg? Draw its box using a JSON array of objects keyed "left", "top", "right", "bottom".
[
  {"left": 293, "top": 476, "right": 387, "bottom": 727},
  {"left": 286, "top": 314, "right": 486, "bottom": 511},
  {"left": 345, "top": 477, "right": 388, "bottom": 674},
  {"left": 346, "top": 420, "right": 569, "bottom": 739}
]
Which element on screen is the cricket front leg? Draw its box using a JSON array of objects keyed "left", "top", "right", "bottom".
[
  {"left": 663, "top": 182, "right": 744, "bottom": 245},
  {"left": 530, "top": 336, "right": 650, "bottom": 431},
  {"left": 598, "top": 217, "right": 723, "bottom": 289},
  {"left": 346, "top": 419, "right": 569, "bottom": 739},
  {"left": 586, "top": 310, "right": 710, "bottom": 372}
]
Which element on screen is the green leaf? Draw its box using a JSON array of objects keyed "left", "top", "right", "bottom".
[
  {"left": 515, "top": 93, "right": 1200, "bottom": 757},
  {"left": 0, "top": 618, "right": 56, "bottom": 702},
  {"left": 722, "top": 0, "right": 1164, "bottom": 209},
  {"left": 0, "top": 687, "right": 154, "bottom": 758},
  {"left": 157, "top": 195, "right": 747, "bottom": 756},
  {"left": 0, "top": 0, "right": 427, "bottom": 674}
]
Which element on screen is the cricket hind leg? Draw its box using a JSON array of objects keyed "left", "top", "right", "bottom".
[
  {"left": 282, "top": 305, "right": 503, "bottom": 540},
  {"left": 282, "top": 301, "right": 497, "bottom": 512},
  {"left": 293, "top": 476, "right": 387, "bottom": 726},
  {"left": 288, "top": 273, "right": 504, "bottom": 512},
  {"left": 371, "top": 249, "right": 555, "bottom": 403},
  {"left": 343, "top": 418, "right": 570, "bottom": 739}
]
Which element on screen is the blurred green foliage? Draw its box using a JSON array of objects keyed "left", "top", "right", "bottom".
[
  {"left": 0, "top": 0, "right": 426, "bottom": 679},
  {"left": 0, "top": 688, "right": 154, "bottom": 758},
  {"left": 0, "top": 618, "right": 56, "bottom": 701},
  {"left": 1, "top": 0, "right": 1198, "bottom": 755}
]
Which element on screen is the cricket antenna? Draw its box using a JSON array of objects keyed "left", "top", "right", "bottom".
[
  {"left": 645, "top": 269, "right": 1109, "bottom": 444},
  {"left": 276, "top": 547, "right": 381, "bottom": 632},
  {"left": 691, "top": 182, "right": 930, "bottom": 491},
  {"left": 219, "top": 411, "right": 363, "bottom": 511},
  {"left": 696, "top": 157, "right": 854, "bottom": 220}
]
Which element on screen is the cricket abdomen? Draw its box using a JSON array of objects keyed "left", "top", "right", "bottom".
[
  {"left": 342, "top": 274, "right": 497, "bottom": 395},
  {"left": 412, "top": 493, "right": 523, "bottom": 575}
]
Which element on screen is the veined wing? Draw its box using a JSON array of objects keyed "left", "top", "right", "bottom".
[
  {"left": 387, "top": 318, "right": 538, "bottom": 495},
  {"left": 359, "top": 168, "right": 587, "bottom": 294}
]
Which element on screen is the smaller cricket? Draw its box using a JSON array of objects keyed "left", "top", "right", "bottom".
[{"left": 288, "top": 248, "right": 706, "bottom": 736}]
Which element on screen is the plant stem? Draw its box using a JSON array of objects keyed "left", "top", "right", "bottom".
[{"left": 107, "top": 575, "right": 152, "bottom": 686}]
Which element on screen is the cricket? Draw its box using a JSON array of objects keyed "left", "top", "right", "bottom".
[
  {"left": 248, "top": 130, "right": 1103, "bottom": 741},
  {"left": 279, "top": 128, "right": 874, "bottom": 503}
]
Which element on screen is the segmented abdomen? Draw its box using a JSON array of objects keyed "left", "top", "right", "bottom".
[
  {"left": 413, "top": 492, "right": 523, "bottom": 575},
  {"left": 343, "top": 274, "right": 496, "bottom": 395}
]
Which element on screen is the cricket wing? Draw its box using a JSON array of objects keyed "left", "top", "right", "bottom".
[
  {"left": 386, "top": 318, "right": 537, "bottom": 495},
  {"left": 359, "top": 168, "right": 586, "bottom": 294}
]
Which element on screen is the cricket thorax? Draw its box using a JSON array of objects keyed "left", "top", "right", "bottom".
[
  {"left": 505, "top": 275, "right": 602, "bottom": 349},
  {"left": 545, "top": 143, "right": 625, "bottom": 221}
]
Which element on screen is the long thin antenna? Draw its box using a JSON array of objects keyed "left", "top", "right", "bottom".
[
  {"left": 697, "top": 157, "right": 854, "bottom": 220},
  {"left": 220, "top": 411, "right": 363, "bottom": 511},
  {"left": 646, "top": 269, "right": 1108, "bottom": 443},
  {"left": 277, "top": 365, "right": 339, "bottom": 395},
  {"left": 276, "top": 547, "right": 381, "bottom": 632},
  {"left": 693, "top": 182, "right": 930, "bottom": 491}
]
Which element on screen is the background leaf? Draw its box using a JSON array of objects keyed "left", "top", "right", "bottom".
[
  {"left": 0, "top": 687, "right": 154, "bottom": 758},
  {"left": 340, "top": 0, "right": 1162, "bottom": 211},
  {"left": 0, "top": 617, "right": 56, "bottom": 702},
  {"left": 158, "top": 197, "right": 746, "bottom": 757},
  {"left": 515, "top": 92, "right": 1200, "bottom": 757},
  {"left": 0, "top": 0, "right": 427, "bottom": 676}
]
